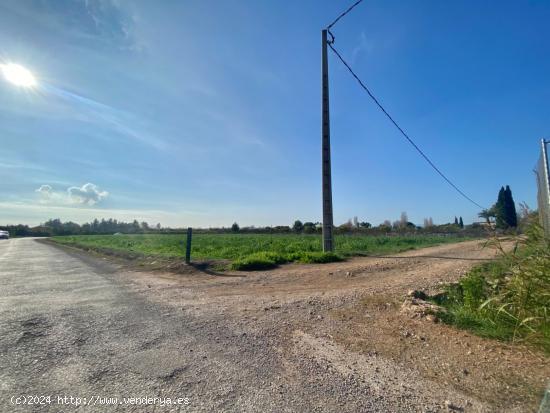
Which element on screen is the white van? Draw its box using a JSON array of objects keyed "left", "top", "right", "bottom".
[{"left": 0, "top": 230, "right": 9, "bottom": 239}]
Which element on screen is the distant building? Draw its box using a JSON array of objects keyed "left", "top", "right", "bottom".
[{"left": 472, "top": 221, "right": 495, "bottom": 228}]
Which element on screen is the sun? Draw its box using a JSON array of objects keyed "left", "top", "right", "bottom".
[{"left": 0, "top": 63, "right": 36, "bottom": 87}]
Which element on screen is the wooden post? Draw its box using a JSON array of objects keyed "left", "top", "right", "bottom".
[
  {"left": 185, "top": 227, "right": 192, "bottom": 264},
  {"left": 321, "top": 29, "right": 334, "bottom": 252}
]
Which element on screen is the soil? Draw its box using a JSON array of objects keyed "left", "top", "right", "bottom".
[{"left": 38, "top": 238, "right": 549, "bottom": 412}]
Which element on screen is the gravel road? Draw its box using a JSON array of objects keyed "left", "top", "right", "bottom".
[{"left": 0, "top": 238, "right": 546, "bottom": 412}]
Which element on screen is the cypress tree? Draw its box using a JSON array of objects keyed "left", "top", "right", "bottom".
[
  {"left": 454, "top": 216, "right": 459, "bottom": 225},
  {"left": 459, "top": 216, "right": 464, "bottom": 228},
  {"left": 504, "top": 185, "right": 518, "bottom": 227},
  {"left": 495, "top": 187, "right": 507, "bottom": 229}
]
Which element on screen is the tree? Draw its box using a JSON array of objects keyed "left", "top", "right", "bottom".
[
  {"left": 494, "top": 185, "right": 518, "bottom": 228},
  {"left": 400, "top": 212, "right": 408, "bottom": 228},
  {"left": 273, "top": 225, "right": 291, "bottom": 233},
  {"left": 231, "top": 222, "right": 240, "bottom": 232},
  {"left": 423, "top": 217, "right": 434, "bottom": 228},
  {"left": 359, "top": 221, "right": 371, "bottom": 228},
  {"left": 459, "top": 216, "right": 464, "bottom": 228},
  {"left": 454, "top": 216, "right": 459, "bottom": 226},
  {"left": 292, "top": 220, "right": 304, "bottom": 233},
  {"left": 495, "top": 187, "right": 507, "bottom": 228},
  {"left": 478, "top": 207, "right": 496, "bottom": 224},
  {"left": 504, "top": 185, "right": 518, "bottom": 227},
  {"left": 340, "top": 219, "right": 354, "bottom": 231},
  {"left": 303, "top": 222, "right": 316, "bottom": 233}
]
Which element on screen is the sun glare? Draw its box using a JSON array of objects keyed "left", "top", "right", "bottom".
[{"left": 0, "top": 63, "right": 36, "bottom": 87}]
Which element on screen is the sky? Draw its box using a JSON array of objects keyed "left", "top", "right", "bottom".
[{"left": 0, "top": 0, "right": 549, "bottom": 228}]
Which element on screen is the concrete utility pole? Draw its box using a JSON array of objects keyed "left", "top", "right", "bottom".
[{"left": 321, "top": 29, "right": 334, "bottom": 252}]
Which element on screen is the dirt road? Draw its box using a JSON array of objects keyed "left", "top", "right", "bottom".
[{"left": 0, "top": 238, "right": 547, "bottom": 412}]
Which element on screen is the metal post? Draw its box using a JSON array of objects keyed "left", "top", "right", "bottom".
[
  {"left": 542, "top": 139, "right": 550, "bottom": 187},
  {"left": 538, "top": 383, "right": 550, "bottom": 413},
  {"left": 321, "top": 29, "right": 334, "bottom": 252},
  {"left": 185, "top": 227, "right": 192, "bottom": 264},
  {"left": 539, "top": 140, "right": 550, "bottom": 236}
]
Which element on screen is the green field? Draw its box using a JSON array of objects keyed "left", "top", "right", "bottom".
[{"left": 52, "top": 233, "right": 469, "bottom": 270}]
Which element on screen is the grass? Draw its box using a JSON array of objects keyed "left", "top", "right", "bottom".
[
  {"left": 52, "top": 233, "right": 468, "bottom": 271},
  {"left": 230, "top": 251, "right": 344, "bottom": 270},
  {"left": 430, "top": 224, "right": 550, "bottom": 353}
]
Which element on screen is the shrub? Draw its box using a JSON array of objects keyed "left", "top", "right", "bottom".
[
  {"left": 231, "top": 255, "right": 276, "bottom": 271},
  {"left": 459, "top": 271, "right": 488, "bottom": 310},
  {"left": 432, "top": 222, "right": 550, "bottom": 353},
  {"left": 297, "top": 251, "right": 343, "bottom": 264},
  {"left": 230, "top": 250, "right": 342, "bottom": 270},
  {"left": 230, "top": 251, "right": 287, "bottom": 271}
]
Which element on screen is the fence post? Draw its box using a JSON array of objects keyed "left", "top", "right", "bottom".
[
  {"left": 536, "top": 139, "right": 550, "bottom": 237},
  {"left": 185, "top": 227, "right": 192, "bottom": 264}
]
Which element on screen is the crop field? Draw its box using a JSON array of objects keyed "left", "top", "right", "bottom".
[{"left": 52, "top": 233, "right": 469, "bottom": 270}]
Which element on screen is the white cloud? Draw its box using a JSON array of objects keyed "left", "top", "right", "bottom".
[
  {"left": 35, "top": 183, "right": 108, "bottom": 206},
  {"left": 35, "top": 184, "right": 53, "bottom": 197},
  {"left": 67, "top": 183, "right": 109, "bottom": 205},
  {"left": 35, "top": 184, "right": 66, "bottom": 204},
  {"left": 0, "top": 201, "right": 200, "bottom": 228}
]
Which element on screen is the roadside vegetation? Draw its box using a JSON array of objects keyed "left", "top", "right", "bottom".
[
  {"left": 52, "top": 233, "right": 468, "bottom": 271},
  {"left": 3, "top": 209, "right": 486, "bottom": 238},
  {"left": 431, "top": 222, "right": 550, "bottom": 353},
  {"left": 230, "top": 251, "right": 343, "bottom": 270}
]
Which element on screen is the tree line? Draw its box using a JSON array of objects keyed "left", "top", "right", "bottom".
[
  {"left": 1, "top": 185, "right": 523, "bottom": 237},
  {"left": 0, "top": 218, "right": 165, "bottom": 237},
  {"left": 1, "top": 216, "right": 474, "bottom": 238}
]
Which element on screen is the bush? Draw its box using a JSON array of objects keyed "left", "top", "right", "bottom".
[
  {"left": 230, "top": 251, "right": 288, "bottom": 271},
  {"left": 432, "top": 222, "right": 550, "bottom": 353},
  {"left": 296, "top": 251, "right": 343, "bottom": 264},
  {"left": 460, "top": 271, "right": 488, "bottom": 310},
  {"left": 230, "top": 250, "right": 342, "bottom": 270},
  {"left": 231, "top": 258, "right": 275, "bottom": 271}
]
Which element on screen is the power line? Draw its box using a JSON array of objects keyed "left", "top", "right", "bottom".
[
  {"left": 326, "top": 0, "right": 365, "bottom": 30},
  {"left": 327, "top": 42, "right": 486, "bottom": 210}
]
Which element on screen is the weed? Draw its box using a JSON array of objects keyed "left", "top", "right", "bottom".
[{"left": 432, "top": 223, "right": 550, "bottom": 353}]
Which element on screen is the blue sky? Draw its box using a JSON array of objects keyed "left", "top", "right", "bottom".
[{"left": 1, "top": 0, "right": 549, "bottom": 228}]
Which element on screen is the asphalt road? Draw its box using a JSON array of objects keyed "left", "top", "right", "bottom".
[{"left": 0, "top": 238, "right": 287, "bottom": 412}]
